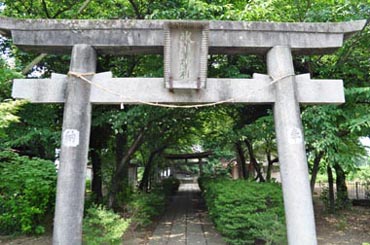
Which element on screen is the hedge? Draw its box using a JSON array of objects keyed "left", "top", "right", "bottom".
[{"left": 199, "top": 177, "right": 287, "bottom": 245}]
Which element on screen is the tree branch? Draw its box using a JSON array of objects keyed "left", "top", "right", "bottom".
[
  {"left": 26, "top": 0, "right": 35, "bottom": 16},
  {"left": 22, "top": 53, "right": 47, "bottom": 75},
  {"left": 336, "top": 18, "right": 370, "bottom": 66},
  {"left": 139, "top": 144, "right": 168, "bottom": 191},
  {"left": 270, "top": 157, "right": 279, "bottom": 164},
  {"left": 244, "top": 139, "right": 265, "bottom": 182},
  {"left": 52, "top": 6, "right": 72, "bottom": 18},
  {"left": 145, "top": 0, "right": 155, "bottom": 16},
  {"left": 128, "top": 0, "right": 143, "bottom": 19},
  {"left": 108, "top": 129, "right": 145, "bottom": 208},
  {"left": 41, "top": 0, "right": 51, "bottom": 18},
  {"left": 115, "top": 130, "right": 145, "bottom": 175},
  {"left": 23, "top": 0, "right": 93, "bottom": 74},
  {"left": 73, "top": 0, "right": 92, "bottom": 18}
]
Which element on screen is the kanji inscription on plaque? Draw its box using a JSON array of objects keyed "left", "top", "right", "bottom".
[
  {"left": 164, "top": 21, "right": 209, "bottom": 90},
  {"left": 62, "top": 129, "right": 80, "bottom": 147}
]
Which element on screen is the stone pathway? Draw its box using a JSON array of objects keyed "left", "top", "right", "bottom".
[{"left": 148, "top": 183, "right": 225, "bottom": 245}]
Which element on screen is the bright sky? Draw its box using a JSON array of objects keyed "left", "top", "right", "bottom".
[
  {"left": 360, "top": 137, "right": 370, "bottom": 146},
  {"left": 360, "top": 137, "right": 370, "bottom": 155}
]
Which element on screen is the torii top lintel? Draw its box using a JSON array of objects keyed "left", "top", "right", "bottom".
[{"left": 0, "top": 17, "right": 366, "bottom": 55}]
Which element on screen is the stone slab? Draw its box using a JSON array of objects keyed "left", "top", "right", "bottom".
[
  {"left": 12, "top": 73, "right": 345, "bottom": 104},
  {"left": 0, "top": 18, "right": 365, "bottom": 55},
  {"left": 149, "top": 182, "right": 225, "bottom": 245}
]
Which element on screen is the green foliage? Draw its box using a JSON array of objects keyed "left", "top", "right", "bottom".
[
  {"left": 0, "top": 58, "right": 22, "bottom": 100},
  {"left": 357, "top": 167, "right": 370, "bottom": 183},
  {"left": 0, "top": 58, "right": 26, "bottom": 138},
  {"left": 0, "top": 50, "right": 61, "bottom": 160},
  {"left": 0, "top": 150, "right": 56, "bottom": 235},
  {"left": 319, "top": 187, "right": 331, "bottom": 212},
  {"left": 348, "top": 166, "right": 370, "bottom": 182},
  {"left": 0, "top": 103, "right": 63, "bottom": 160},
  {"left": 160, "top": 177, "right": 180, "bottom": 196},
  {"left": 320, "top": 185, "right": 353, "bottom": 211},
  {"left": 199, "top": 177, "right": 286, "bottom": 245},
  {"left": 83, "top": 205, "right": 130, "bottom": 245},
  {"left": 0, "top": 2, "right": 368, "bottom": 241},
  {"left": 127, "top": 191, "right": 165, "bottom": 227},
  {"left": 353, "top": 167, "right": 370, "bottom": 199},
  {"left": 0, "top": 100, "right": 27, "bottom": 138}
]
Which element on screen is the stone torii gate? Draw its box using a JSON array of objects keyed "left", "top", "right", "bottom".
[
  {"left": 165, "top": 150, "right": 212, "bottom": 175},
  {"left": 0, "top": 17, "right": 365, "bottom": 245}
]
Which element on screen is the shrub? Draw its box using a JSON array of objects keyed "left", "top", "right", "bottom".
[
  {"left": 199, "top": 177, "right": 287, "bottom": 245},
  {"left": 127, "top": 191, "right": 165, "bottom": 227},
  {"left": 83, "top": 205, "right": 130, "bottom": 245},
  {"left": 160, "top": 177, "right": 180, "bottom": 196},
  {"left": 124, "top": 179, "right": 176, "bottom": 228},
  {"left": 319, "top": 186, "right": 331, "bottom": 211},
  {"left": 0, "top": 150, "right": 57, "bottom": 235}
]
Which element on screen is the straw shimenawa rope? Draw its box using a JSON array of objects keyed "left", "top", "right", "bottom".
[{"left": 67, "top": 71, "right": 294, "bottom": 109}]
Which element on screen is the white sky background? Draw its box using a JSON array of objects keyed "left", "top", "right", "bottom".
[
  {"left": 0, "top": 3, "right": 5, "bottom": 16},
  {"left": 360, "top": 137, "right": 370, "bottom": 154},
  {"left": 0, "top": 3, "right": 14, "bottom": 67}
]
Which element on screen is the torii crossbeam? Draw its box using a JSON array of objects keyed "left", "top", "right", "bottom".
[
  {"left": 165, "top": 151, "right": 212, "bottom": 174},
  {"left": 0, "top": 18, "right": 365, "bottom": 245}
]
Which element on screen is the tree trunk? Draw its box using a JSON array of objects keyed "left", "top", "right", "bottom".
[
  {"left": 141, "top": 153, "right": 154, "bottom": 192},
  {"left": 91, "top": 149, "right": 103, "bottom": 203},
  {"left": 235, "top": 141, "right": 248, "bottom": 179},
  {"left": 327, "top": 165, "right": 335, "bottom": 213},
  {"left": 266, "top": 152, "right": 278, "bottom": 182},
  {"left": 115, "top": 131, "right": 125, "bottom": 170},
  {"left": 310, "top": 151, "right": 324, "bottom": 192},
  {"left": 245, "top": 139, "right": 265, "bottom": 182},
  {"left": 333, "top": 162, "right": 349, "bottom": 209},
  {"left": 139, "top": 145, "right": 167, "bottom": 192},
  {"left": 115, "top": 131, "right": 128, "bottom": 185},
  {"left": 90, "top": 125, "right": 111, "bottom": 204},
  {"left": 108, "top": 131, "right": 144, "bottom": 209}
]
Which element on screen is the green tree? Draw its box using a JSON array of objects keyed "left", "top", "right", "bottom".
[{"left": 1, "top": 0, "right": 369, "bottom": 214}]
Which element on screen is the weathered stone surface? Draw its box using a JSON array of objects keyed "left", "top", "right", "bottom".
[
  {"left": 52, "top": 44, "right": 96, "bottom": 245},
  {"left": 12, "top": 72, "right": 344, "bottom": 104},
  {"left": 0, "top": 17, "right": 365, "bottom": 55},
  {"left": 164, "top": 22, "right": 209, "bottom": 89},
  {"left": 268, "top": 46, "right": 317, "bottom": 245}
]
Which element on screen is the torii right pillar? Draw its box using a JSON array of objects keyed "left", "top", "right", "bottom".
[{"left": 267, "top": 45, "right": 316, "bottom": 244}]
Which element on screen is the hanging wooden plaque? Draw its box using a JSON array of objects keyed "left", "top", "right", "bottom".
[{"left": 164, "top": 21, "right": 209, "bottom": 90}]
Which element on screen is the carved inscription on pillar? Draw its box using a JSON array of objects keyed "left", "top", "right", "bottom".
[
  {"left": 62, "top": 129, "right": 80, "bottom": 147},
  {"left": 164, "top": 21, "right": 209, "bottom": 90}
]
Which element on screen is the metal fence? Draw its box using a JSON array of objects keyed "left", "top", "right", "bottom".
[
  {"left": 347, "top": 182, "right": 370, "bottom": 200},
  {"left": 315, "top": 182, "right": 370, "bottom": 200}
]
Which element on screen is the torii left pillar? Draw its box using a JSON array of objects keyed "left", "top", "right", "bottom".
[{"left": 53, "top": 44, "right": 96, "bottom": 245}]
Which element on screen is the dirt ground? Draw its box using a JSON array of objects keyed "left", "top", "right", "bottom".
[
  {"left": 1, "top": 204, "right": 369, "bottom": 245},
  {"left": 315, "top": 204, "right": 370, "bottom": 245}
]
